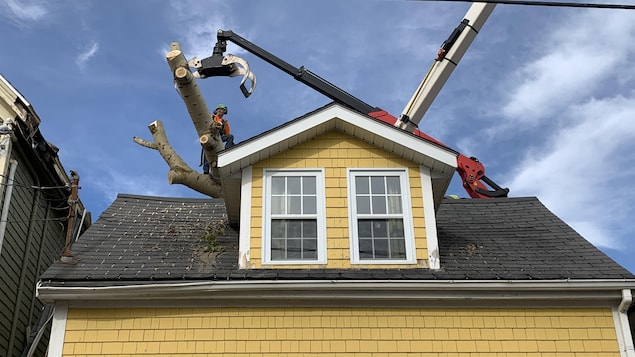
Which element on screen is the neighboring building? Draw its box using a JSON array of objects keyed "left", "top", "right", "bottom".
[
  {"left": 39, "top": 103, "right": 634, "bottom": 356},
  {"left": 0, "top": 74, "right": 90, "bottom": 357}
]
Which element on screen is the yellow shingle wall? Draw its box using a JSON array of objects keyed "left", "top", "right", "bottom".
[
  {"left": 249, "top": 130, "right": 428, "bottom": 269},
  {"left": 62, "top": 307, "right": 619, "bottom": 356}
]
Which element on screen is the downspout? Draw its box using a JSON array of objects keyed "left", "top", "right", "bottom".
[
  {"left": 73, "top": 207, "right": 87, "bottom": 242},
  {"left": 616, "top": 289, "right": 635, "bottom": 357},
  {"left": 60, "top": 170, "right": 79, "bottom": 263},
  {"left": 0, "top": 159, "right": 18, "bottom": 254}
]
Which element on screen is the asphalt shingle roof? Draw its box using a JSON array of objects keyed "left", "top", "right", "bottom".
[{"left": 40, "top": 194, "right": 634, "bottom": 284}]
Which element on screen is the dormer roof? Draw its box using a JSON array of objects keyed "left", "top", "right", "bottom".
[{"left": 217, "top": 103, "right": 457, "bottom": 224}]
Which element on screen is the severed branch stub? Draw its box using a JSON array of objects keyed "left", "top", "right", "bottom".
[
  {"left": 134, "top": 41, "right": 227, "bottom": 199},
  {"left": 133, "top": 120, "right": 222, "bottom": 198}
]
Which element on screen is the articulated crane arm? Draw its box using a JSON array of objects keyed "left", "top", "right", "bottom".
[
  {"left": 189, "top": 3, "right": 508, "bottom": 198},
  {"left": 393, "top": 2, "right": 508, "bottom": 198}
]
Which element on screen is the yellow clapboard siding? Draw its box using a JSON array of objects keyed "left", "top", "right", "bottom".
[{"left": 62, "top": 307, "right": 620, "bottom": 356}]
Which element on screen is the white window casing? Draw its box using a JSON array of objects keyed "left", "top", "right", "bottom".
[
  {"left": 348, "top": 168, "right": 416, "bottom": 264},
  {"left": 262, "top": 169, "right": 326, "bottom": 265}
]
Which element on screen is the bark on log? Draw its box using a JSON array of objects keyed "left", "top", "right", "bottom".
[
  {"left": 133, "top": 42, "right": 227, "bottom": 198},
  {"left": 166, "top": 43, "right": 224, "bottom": 180},
  {"left": 133, "top": 120, "right": 222, "bottom": 197}
]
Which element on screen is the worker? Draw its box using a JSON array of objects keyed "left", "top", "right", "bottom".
[
  {"left": 202, "top": 104, "right": 234, "bottom": 174},
  {"left": 213, "top": 104, "right": 235, "bottom": 149}
]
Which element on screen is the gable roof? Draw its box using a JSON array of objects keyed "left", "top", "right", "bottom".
[
  {"left": 216, "top": 103, "right": 458, "bottom": 224},
  {"left": 39, "top": 194, "right": 634, "bottom": 286},
  {"left": 217, "top": 102, "right": 457, "bottom": 175}
]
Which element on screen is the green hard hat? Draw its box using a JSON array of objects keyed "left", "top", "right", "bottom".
[{"left": 216, "top": 104, "right": 227, "bottom": 113}]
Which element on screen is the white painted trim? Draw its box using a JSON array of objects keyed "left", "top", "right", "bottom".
[
  {"left": 420, "top": 166, "right": 440, "bottom": 269},
  {"left": 238, "top": 166, "right": 252, "bottom": 269},
  {"left": 47, "top": 302, "right": 68, "bottom": 357},
  {"left": 217, "top": 104, "right": 457, "bottom": 170},
  {"left": 612, "top": 289, "right": 635, "bottom": 357},
  {"left": 261, "top": 168, "right": 327, "bottom": 265},
  {"left": 347, "top": 168, "right": 416, "bottom": 264},
  {"left": 0, "top": 73, "right": 30, "bottom": 108}
]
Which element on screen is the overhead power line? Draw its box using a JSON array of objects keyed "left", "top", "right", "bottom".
[{"left": 411, "top": 0, "right": 635, "bottom": 10}]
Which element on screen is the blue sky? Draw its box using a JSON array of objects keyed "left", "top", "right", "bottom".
[{"left": 1, "top": 0, "right": 633, "bottom": 273}]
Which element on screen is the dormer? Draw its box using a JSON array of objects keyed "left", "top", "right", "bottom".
[{"left": 217, "top": 103, "right": 457, "bottom": 270}]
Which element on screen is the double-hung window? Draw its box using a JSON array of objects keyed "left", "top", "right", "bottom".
[
  {"left": 348, "top": 169, "right": 415, "bottom": 264},
  {"left": 263, "top": 169, "right": 326, "bottom": 264}
]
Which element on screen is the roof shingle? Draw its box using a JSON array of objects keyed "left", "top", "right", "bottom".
[{"left": 40, "top": 194, "right": 634, "bottom": 283}]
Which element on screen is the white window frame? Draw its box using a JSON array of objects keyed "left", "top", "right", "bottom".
[
  {"left": 262, "top": 169, "right": 326, "bottom": 265},
  {"left": 348, "top": 168, "right": 416, "bottom": 264}
]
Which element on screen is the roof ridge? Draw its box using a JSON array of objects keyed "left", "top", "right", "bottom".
[{"left": 116, "top": 193, "right": 222, "bottom": 203}]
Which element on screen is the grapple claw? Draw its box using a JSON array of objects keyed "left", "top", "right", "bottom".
[{"left": 221, "top": 54, "right": 257, "bottom": 97}]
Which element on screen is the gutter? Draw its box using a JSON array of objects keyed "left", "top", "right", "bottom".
[{"left": 37, "top": 279, "right": 635, "bottom": 305}]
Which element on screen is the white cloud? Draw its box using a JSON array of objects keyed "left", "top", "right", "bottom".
[
  {"left": 3, "top": 0, "right": 47, "bottom": 22},
  {"left": 168, "top": 0, "right": 241, "bottom": 60},
  {"left": 506, "top": 94, "right": 635, "bottom": 249},
  {"left": 75, "top": 41, "right": 99, "bottom": 69},
  {"left": 458, "top": 10, "right": 635, "bottom": 252},
  {"left": 500, "top": 11, "right": 635, "bottom": 126}
]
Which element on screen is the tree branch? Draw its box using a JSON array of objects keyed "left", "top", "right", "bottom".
[
  {"left": 133, "top": 120, "right": 222, "bottom": 198},
  {"left": 134, "top": 42, "right": 231, "bottom": 199}
]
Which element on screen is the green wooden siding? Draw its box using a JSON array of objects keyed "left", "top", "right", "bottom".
[{"left": 0, "top": 147, "right": 66, "bottom": 357}]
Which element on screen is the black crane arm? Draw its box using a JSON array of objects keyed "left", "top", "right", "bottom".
[{"left": 198, "top": 30, "right": 377, "bottom": 114}]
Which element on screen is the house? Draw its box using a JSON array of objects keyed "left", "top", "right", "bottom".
[
  {"left": 0, "top": 74, "right": 91, "bottom": 356},
  {"left": 38, "top": 103, "right": 634, "bottom": 356}
]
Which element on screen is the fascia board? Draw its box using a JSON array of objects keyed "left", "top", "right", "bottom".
[
  {"left": 217, "top": 105, "right": 457, "bottom": 177},
  {"left": 0, "top": 74, "right": 30, "bottom": 107},
  {"left": 336, "top": 108, "right": 457, "bottom": 166},
  {"left": 37, "top": 279, "right": 635, "bottom": 304}
]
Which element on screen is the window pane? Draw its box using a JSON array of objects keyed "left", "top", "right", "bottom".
[
  {"left": 287, "top": 196, "right": 301, "bottom": 214},
  {"left": 271, "top": 238, "right": 285, "bottom": 260},
  {"left": 271, "top": 220, "right": 285, "bottom": 238},
  {"left": 304, "top": 238, "right": 317, "bottom": 259},
  {"left": 372, "top": 220, "right": 388, "bottom": 237},
  {"left": 287, "top": 177, "right": 301, "bottom": 194},
  {"left": 371, "top": 176, "right": 385, "bottom": 194},
  {"left": 355, "top": 176, "right": 370, "bottom": 194},
  {"left": 287, "top": 239, "right": 301, "bottom": 259},
  {"left": 356, "top": 196, "right": 371, "bottom": 214},
  {"left": 388, "top": 219, "right": 404, "bottom": 238},
  {"left": 303, "top": 196, "right": 316, "bottom": 214},
  {"left": 359, "top": 238, "right": 373, "bottom": 259},
  {"left": 387, "top": 196, "right": 402, "bottom": 214},
  {"left": 303, "top": 176, "right": 316, "bottom": 194},
  {"left": 386, "top": 176, "right": 401, "bottom": 194},
  {"left": 272, "top": 177, "right": 285, "bottom": 194},
  {"left": 287, "top": 220, "right": 301, "bottom": 237},
  {"left": 358, "top": 220, "right": 372, "bottom": 238},
  {"left": 303, "top": 220, "right": 317, "bottom": 238},
  {"left": 390, "top": 238, "right": 406, "bottom": 259},
  {"left": 271, "top": 196, "right": 285, "bottom": 215},
  {"left": 374, "top": 239, "right": 389, "bottom": 259},
  {"left": 372, "top": 196, "right": 386, "bottom": 214}
]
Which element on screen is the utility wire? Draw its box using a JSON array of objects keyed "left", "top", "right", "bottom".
[{"left": 411, "top": 0, "right": 635, "bottom": 10}]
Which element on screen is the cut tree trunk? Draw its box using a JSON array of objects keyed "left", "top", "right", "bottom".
[{"left": 133, "top": 42, "right": 224, "bottom": 198}]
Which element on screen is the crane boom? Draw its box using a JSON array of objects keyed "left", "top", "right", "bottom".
[
  {"left": 189, "top": 4, "right": 509, "bottom": 199},
  {"left": 395, "top": 3, "right": 496, "bottom": 131}
]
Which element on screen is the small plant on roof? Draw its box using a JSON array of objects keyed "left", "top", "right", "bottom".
[{"left": 201, "top": 219, "right": 227, "bottom": 252}]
